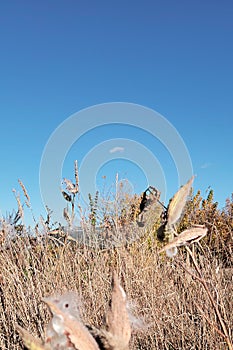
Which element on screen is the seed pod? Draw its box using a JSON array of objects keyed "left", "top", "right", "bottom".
[
  {"left": 166, "top": 175, "right": 195, "bottom": 226},
  {"left": 159, "top": 225, "right": 208, "bottom": 257}
]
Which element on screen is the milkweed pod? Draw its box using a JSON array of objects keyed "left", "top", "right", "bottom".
[
  {"left": 106, "top": 271, "right": 131, "bottom": 346},
  {"left": 43, "top": 291, "right": 81, "bottom": 319},
  {"left": 16, "top": 325, "right": 50, "bottom": 350},
  {"left": 42, "top": 293, "right": 99, "bottom": 350},
  {"left": 167, "top": 175, "right": 195, "bottom": 225},
  {"left": 158, "top": 225, "right": 208, "bottom": 256}
]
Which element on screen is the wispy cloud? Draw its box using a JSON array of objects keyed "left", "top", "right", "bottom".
[
  {"left": 201, "top": 162, "right": 212, "bottom": 169},
  {"left": 109, "top": 146, "right": 125, "bottom": 154}
]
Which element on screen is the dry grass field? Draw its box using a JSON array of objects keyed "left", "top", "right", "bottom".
[{"left": 0, "top": 179, "right": 232, "bottom": 349}]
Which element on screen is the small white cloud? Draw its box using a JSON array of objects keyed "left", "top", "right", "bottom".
[
  {"left": 109, "top": 146, "right": 125, "bottom": 154},
  {"left": 201, "top": 162, "right": 212, "bottom": 169}
]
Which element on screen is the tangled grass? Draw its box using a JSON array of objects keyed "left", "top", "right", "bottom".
[
  {"left": 0, "top": 223, "right": 232, "bottom": 349},
  {"left": 0, "top": 176, "right": 232, "bottom": 349}
]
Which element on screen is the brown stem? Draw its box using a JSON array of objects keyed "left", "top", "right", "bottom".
[{"left": 184, "top": 246, "right": 232, "bottom": 350}]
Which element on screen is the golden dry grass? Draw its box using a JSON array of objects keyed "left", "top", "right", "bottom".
[
  {"left": 0, "top": 177, "right": 232, "bottom": 349},
  {"left": 0, "top": 226, "right": 232, "bottom": 349}
]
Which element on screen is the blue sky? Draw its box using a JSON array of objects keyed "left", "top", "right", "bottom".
[{"left": 0, "top": 1, "right": 232, "bottom": 225}]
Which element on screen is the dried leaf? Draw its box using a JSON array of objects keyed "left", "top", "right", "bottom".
[
  {"left": 62, "top": 191, "right": 72, "bottom": 202},
  {"left": 136, "top": 186, "right": 162, "bottom": 227}
]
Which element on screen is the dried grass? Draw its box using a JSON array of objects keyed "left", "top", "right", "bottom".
[
  {"left": 0, "top": 226, "right": 232, "bottom": 349},
  {"left": 0, "top": 175, "right": 232, "bottom": 349}
]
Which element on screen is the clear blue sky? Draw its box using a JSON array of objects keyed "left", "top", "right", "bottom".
[{"left": 0, "top": 1, "right": 232, "bottom": 225}]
